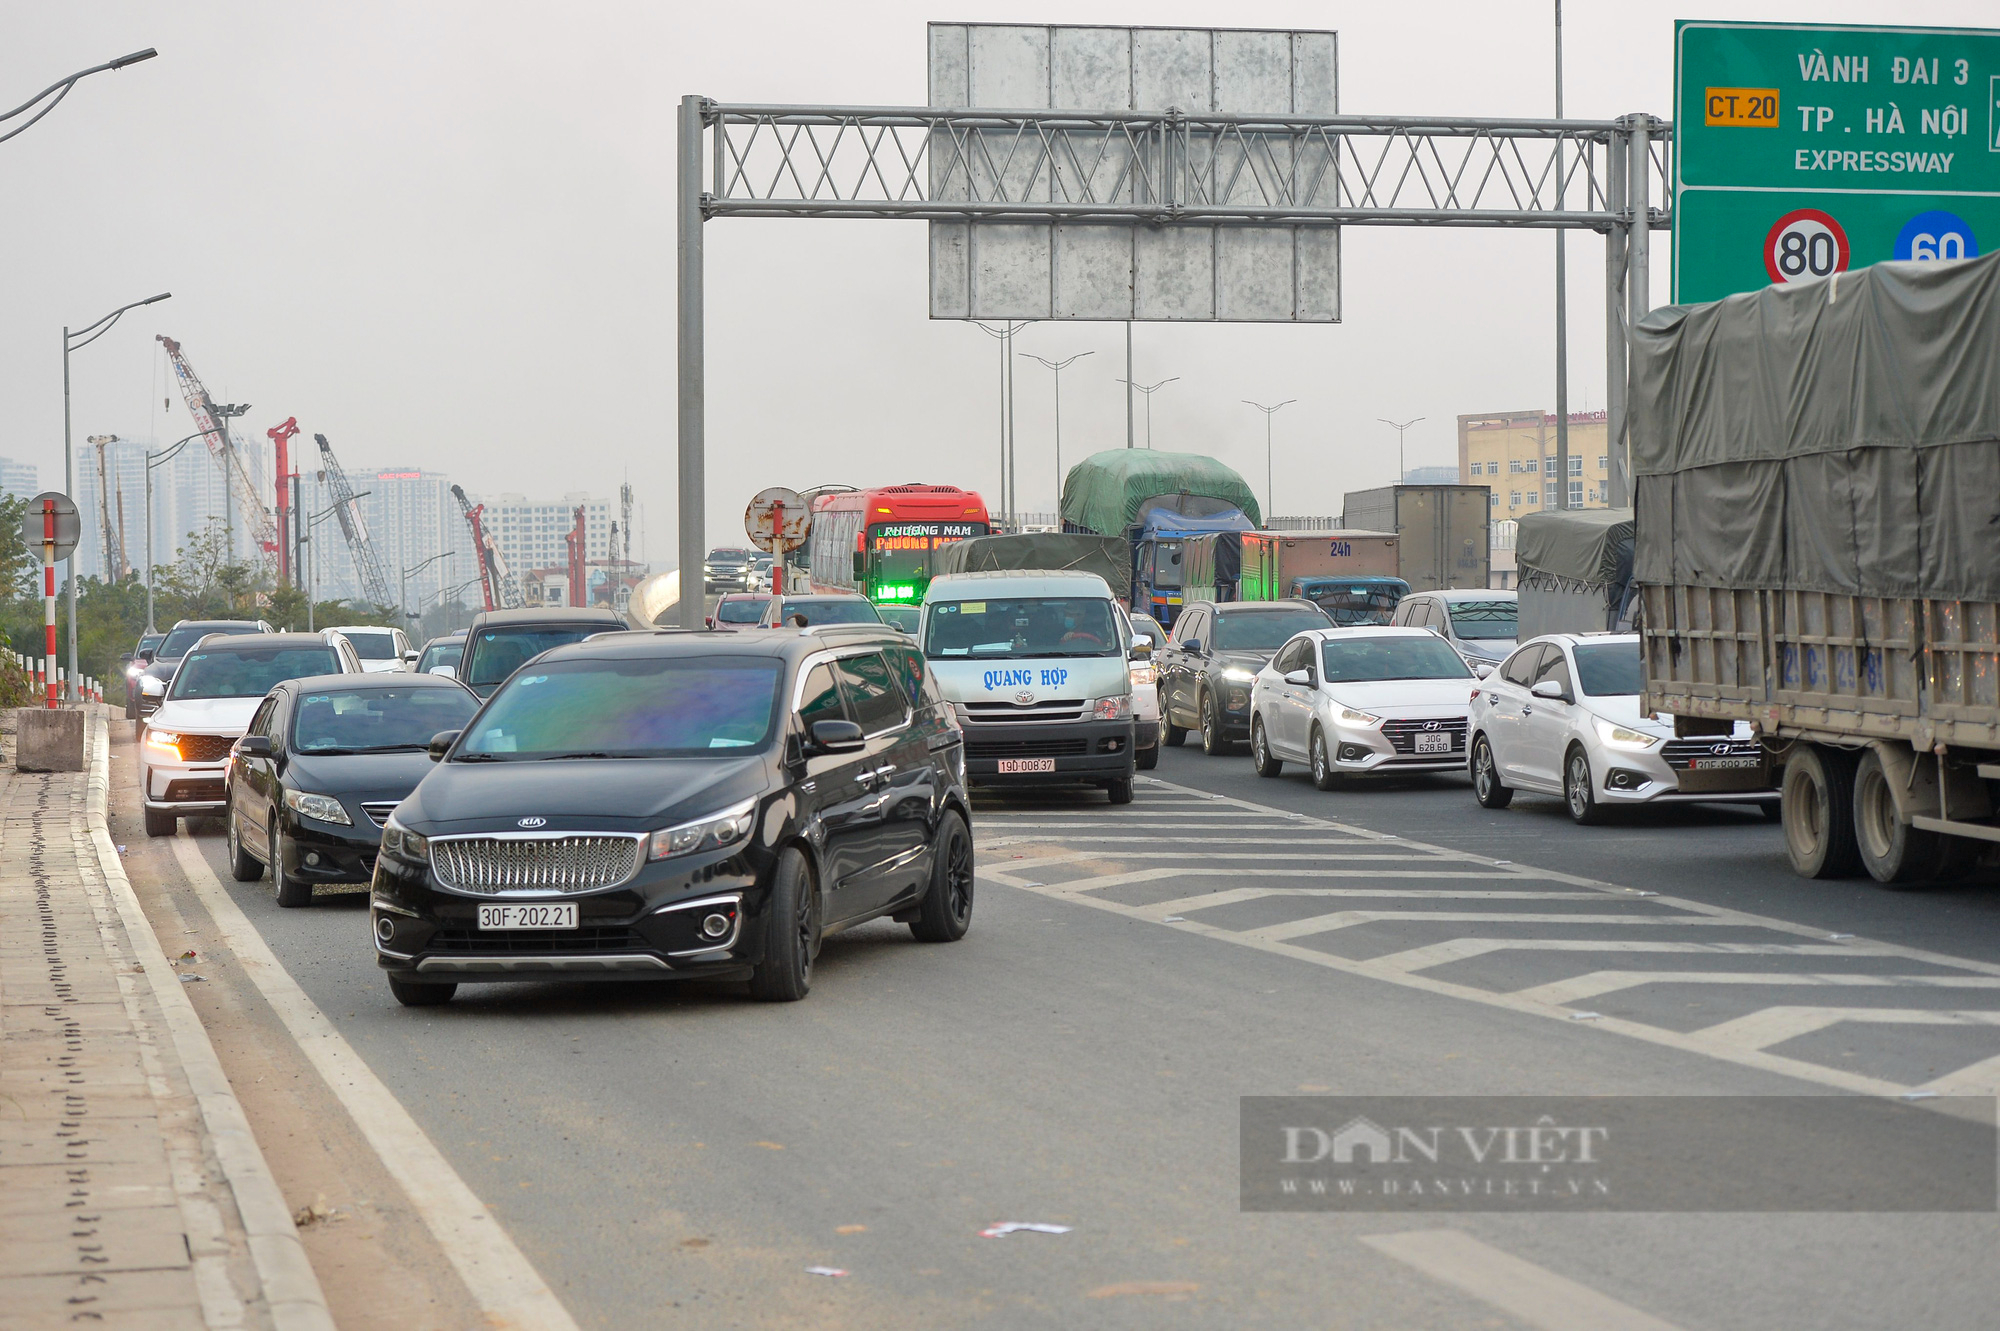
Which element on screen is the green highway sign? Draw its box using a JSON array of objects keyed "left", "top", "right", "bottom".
[{"left": 1674, "top": 20, "right": 2000, "bottom": 303}]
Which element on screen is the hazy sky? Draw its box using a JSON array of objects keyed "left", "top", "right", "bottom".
[{"left": 4, "top": 1, "right": 1992, "bottom": 564}]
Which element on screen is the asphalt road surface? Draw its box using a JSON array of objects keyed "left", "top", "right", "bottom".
[{"left": 134, "top": 737, "right": 2000, "bottom": 1330}]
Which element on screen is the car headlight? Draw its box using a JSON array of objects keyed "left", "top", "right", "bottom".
[
  {"left": 1092, "top": 695, "right": 1132, "bottom": 721},
  {"left": 1129, "top": 661, "right": 1156, "bottom": 687},
  {"left": 382, "top": 815, "right": 429, "bottom": 862},
  {"left": 649, "top": 798, "right": 757, "bottom": 861},
  {"left": 284, "top": 789, "right": 352, "bottom": 826},
  {"left": 1594, "top": 717, "right": 1661, "bottom": 750},
  {"left": 1221, "top": 667, "right": 1257, "bottom": 684},
  {"left": 144, "top": 729, "right": 182, "bottom": 758},
  {"left": 1336, "top": 707, "right": 1382, "bottom": 728},
  {"left": 141, "top": 676, "right": 167, "bottom": 695}
]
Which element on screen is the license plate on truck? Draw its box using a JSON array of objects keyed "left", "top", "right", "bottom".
[
  {"left": 997, "top": 758, "right": 1057, "bottom": 774},
  {"left": 1692, "top": 756, "right": 1760, "bottom": 769},
  {"left": 477, "top": 903, "right": 578, "bottom": 930},
  {"left": 1414, "top": 733, "right": 1453, "bottom": 754}
]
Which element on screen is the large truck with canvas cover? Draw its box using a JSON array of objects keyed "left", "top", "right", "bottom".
[
  {"left": 1341, "top": 484, "right": 1492, "bottom": 592},
  {"left": 1515, "top": 507, "right": 1636, "bottom": 639},
  {"left": 1060, "top": 449, "right": 1260, "bottom": 627},
  {"left": 1634, "top": 254, "right": 2000, "bottom": 883}
]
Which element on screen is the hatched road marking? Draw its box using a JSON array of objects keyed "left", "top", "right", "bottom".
[
  {"left": 974, "top": 776, "right": 2000, "bottom": 1099},
  {"left": 1362, "top": 1230, "right": 1686, "bottom": 1331}
]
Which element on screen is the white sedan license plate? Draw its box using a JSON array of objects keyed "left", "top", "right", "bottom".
[
  {"left": 1693, "top": 755, "right": 1760, "bottom": 770},
  {"left": 477, "top": 903, "right": 578, "bottom": 931},
  {"left": 998, "top": 757, "right": 1057, "bottom": 774},
  {"left": 1414, "top": 732, "right": 1453, "bottom": 754}
]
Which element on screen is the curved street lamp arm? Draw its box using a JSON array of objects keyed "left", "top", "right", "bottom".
[
  {"left": 0, "top": 50, "right": 157, "bottom": 143},
  {"left": 67, "top": 292, "right": 171, "bottom": 349}
]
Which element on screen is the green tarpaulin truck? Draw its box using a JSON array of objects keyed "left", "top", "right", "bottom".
[{"left": 1634, "top": 252, "right": 2000, "bottom": 883}]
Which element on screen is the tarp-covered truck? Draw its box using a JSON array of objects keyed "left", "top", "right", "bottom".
[
  {"left": 1516, "top": 507, "right": 1636, "bottom": 639},
  {"left": 1062, "top": 450, "right": 1260, "bottom": 625},
  {"left": 1341, "top": 485, "right": 1491, "bottom": 591},
  {"left": 930, "top": 532, "right": 1132, "bottom": 601},
  {"left": 1634, "top": 253, "right": 2000, "bottom": 883},
  {"left": 1239, "top": 529, "right": 1399, "bottom": 601}
]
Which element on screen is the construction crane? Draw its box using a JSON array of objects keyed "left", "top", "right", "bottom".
[
  {"left": 156, "top": 335, "right": 279, "bottom": 560},
  {"left": 313, "top": 433, "right": 396, "bottom": 612},
  {"left": 265, "top": 418, "right": 300, "bottom": 586},
  {"left": 450, "top": 484, "right": 522, "bottom": 610},
  {"left": 87, "top": 435, "right": 126, "bottom": 580}
]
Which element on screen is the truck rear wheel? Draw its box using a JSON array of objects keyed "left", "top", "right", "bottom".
[
  {"left": 1781, "top": 744, "right": 1861, "bottom": 879},
  {"left": 1852, "top": 750, "right": 1944, "bottom": 885}
]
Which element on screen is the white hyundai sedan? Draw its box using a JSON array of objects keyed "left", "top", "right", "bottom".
[
  {"left": 141, "top": 632, "right": 365, "bottom": 838},
  {"left": 1468, "top": 633, "right": 1778, "bottom": 824},
  {"left": 1249, "top": 627, "right": 1478, "bottom": 789}
]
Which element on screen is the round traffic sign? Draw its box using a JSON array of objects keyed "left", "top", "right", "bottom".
[
  {"left": 20, "top": 492, "right": 80, "bottom": 563},
  {"left": 744, "top": 486, "right": 810, "bottom": 553},
  {"left": 1894, "top": 210, "right": 1979, "bottom": 263},
  {"left": 1763, "top": 208, "right": 1850, "bottom": 285}
]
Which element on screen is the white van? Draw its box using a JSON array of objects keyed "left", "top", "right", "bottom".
[{"left": 920, "top": 570, "right": 1138, "bottom": 803}]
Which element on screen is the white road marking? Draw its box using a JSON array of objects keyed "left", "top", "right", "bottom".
[
  {"left": 1144, "top": 887, "right": 1600, "bottom": 916},
  {"left": 1365, "top": 938, "right": 1898, "bottom": 975},
  {"left": 169, "top": 836, "right": 582, "bottom": 1331},
  {"left": 1511, "top": 970, "right": 2000, "bottom": 1007},
  {"left": 1695, "top": 1005, "right": 2000, "bottom": 1052},
  {"left": 1362, "top": 1230, "right": 1685, "bottom": 1331}
]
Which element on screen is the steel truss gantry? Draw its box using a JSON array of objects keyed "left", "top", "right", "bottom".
[{"left": 675, "top": 98, "right": 1672, "bottom": 627}]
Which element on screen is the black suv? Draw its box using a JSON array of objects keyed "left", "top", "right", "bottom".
[
  {"left": 1156, "top": 600, "right": 1333, "bottom": 754},
  {"left": 456, "top": 607, "right": 626, "bottom": 698},
  {"left": 371, "top": 626, "right": 973, "bottom": 1006},
  {"left": 129, "top": 619, "right": 273, "bottom": 719}
]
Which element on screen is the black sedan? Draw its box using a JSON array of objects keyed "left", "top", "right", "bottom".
[
  {"left": 225, "top": 674, "right": 482, "bottom": 906},
  {"left": 369, "top": 625, "right": 972, "bottom": 1007}
]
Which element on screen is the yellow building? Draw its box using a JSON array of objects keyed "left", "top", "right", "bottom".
[{"left": 1456, "top": 410, "right": 1612, "bottom": 519}]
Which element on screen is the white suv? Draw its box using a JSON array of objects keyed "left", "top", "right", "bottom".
[
  {"left": 142, "top": 631, "right": 365, "bottom": 837},
  {"left": 326, "top": 624, "right": 416, "bottom": 673}
]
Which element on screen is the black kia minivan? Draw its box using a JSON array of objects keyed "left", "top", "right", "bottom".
[{"left": 370, "top": 626, "right": 972, "bottom": 1006}]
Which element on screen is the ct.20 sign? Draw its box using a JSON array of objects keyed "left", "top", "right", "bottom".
[{"left": 1674, "top": 20, "right": 2000, "bottom": 304}]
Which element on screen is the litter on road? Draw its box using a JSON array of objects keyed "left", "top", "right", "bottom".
[
  {"left": 805, "top": 1266, "right": 849, "bottom": 1278},
  {"left": 981, "top": 1222, "right": 1073, "bottom": 1238}
]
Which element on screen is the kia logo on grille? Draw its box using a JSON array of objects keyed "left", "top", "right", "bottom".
[{"left": 517, "top": 816, "right": 547, "bottom": 828}]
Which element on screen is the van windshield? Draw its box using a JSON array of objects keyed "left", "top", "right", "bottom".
[{"left": 924, "top": 597, "right": 1120, "bottom": 659}]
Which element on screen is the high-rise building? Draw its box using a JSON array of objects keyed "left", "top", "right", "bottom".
[
  {"left": 297, "top": 467, "right": 481, "bottom": 615},
  {"left": 479, "top": 493, "right": 612, "bottom": 583},
  {"left": 0, "top": 457, "right": 38, "bottom": 501},
  {"left": 1457, "top": 410, "right": 1612, "bottom": 518}
]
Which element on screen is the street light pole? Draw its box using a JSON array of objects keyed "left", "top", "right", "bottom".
[
  {"left": 0, "top": 49, "right": 157, "bottom": 147},
  {"left": 144, "top": 430, "right": 206, "bottom": 632},
  {"left": 1242, "top": 400, "right": 1296, "bottom": 523},
  {"left": 63, "top": 291, "right": 170, "bottom": 698},
  {"left": 400, "top": 551, "right": 457, "bottom": 626},
  {"left": 1116, "top": 378, "right": 1178, "bottom": 450},
  {"left": 973, "top": 321, "right": 1031, "bottom": 527},
  {"left": 1379, "top": 417, "right": 1426, "bottom": 485},
  {"left": 300, "top": 492, "right": 369, "bottom": 632},
  {"left": 1553, "top": 0, "right": 1571, "bottom": 509},
  {"left": 1021, "top": 352, "right": 1093, "bottom": 515}
]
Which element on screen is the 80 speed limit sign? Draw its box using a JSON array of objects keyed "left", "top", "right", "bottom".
[{"left": 1763, "top": 208, "right": 1850, "bottom": 285}]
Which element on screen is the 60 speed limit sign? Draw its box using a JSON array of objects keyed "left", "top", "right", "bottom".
[{"left": 1763, "top": 209, "right": 1850, "bottom": 285}]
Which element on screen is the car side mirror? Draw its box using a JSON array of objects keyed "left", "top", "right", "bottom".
[
  {"left": 1283, "top": 669, "right": 1312, "bottom": 686},
  {"left": 1530, "top": 680, "right": 1566, "bottom": 700},
  {"left": 404, "top": 650, "right": 421, "bottom": 663},
  {"left": 234, "top": 735, "right": 272, "bottom": 759},
  {"left": 851, "top": 551, "right": 866, "bottom": 580},
  {"left": 808, "top": 719, "right": 866, "bottom": 755},
  {"left": 1473, "top": 662, "right": 1495, "bottom": 679},
  {"left": 428, "top": 729, "right": 462, "bottom": 762},
  {"left": 1183, "top": 638, "right": 1204, "bottom": 655},
  {"left": 1129, "top": 634, "right": 1152, "bottom": 657}
]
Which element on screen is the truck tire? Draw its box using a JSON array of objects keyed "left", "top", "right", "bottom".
[
  {"left": 1852, "top": 749, "right": 1945, "bottom": 885},
  {"left": 1781, "top": 744, "right": 1862, "bottom": 879}
]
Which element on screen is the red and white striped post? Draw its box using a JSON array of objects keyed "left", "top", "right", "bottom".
[{"left": 42, "top": 498, "right": 57, "bottom": 709}]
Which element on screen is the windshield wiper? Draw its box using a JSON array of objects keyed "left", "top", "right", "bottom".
[
  {"left": 543, "top": 751, "right": 620, "bottom": 760},
  {"left": 452, "top": 752, "right": 509, "bottom": 762}
]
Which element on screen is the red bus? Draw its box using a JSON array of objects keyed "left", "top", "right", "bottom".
[{"left": 807, "top": 485, "right": 991, "bottom": 604}]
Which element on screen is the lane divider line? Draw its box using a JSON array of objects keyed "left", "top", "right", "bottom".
[
  {"left": 85, "top": 715, "right": 337, "bottom": 1331},
  {"left": 168, "top": 834, "right": 582, "bottom": 1331},
  {"left": 1361, "top": 1230, "right": 1685, "bottom": 1331}
]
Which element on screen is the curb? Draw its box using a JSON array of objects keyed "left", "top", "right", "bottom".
[{"left": 84, "top": 709, "right": 337, "bottom": 1331}]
